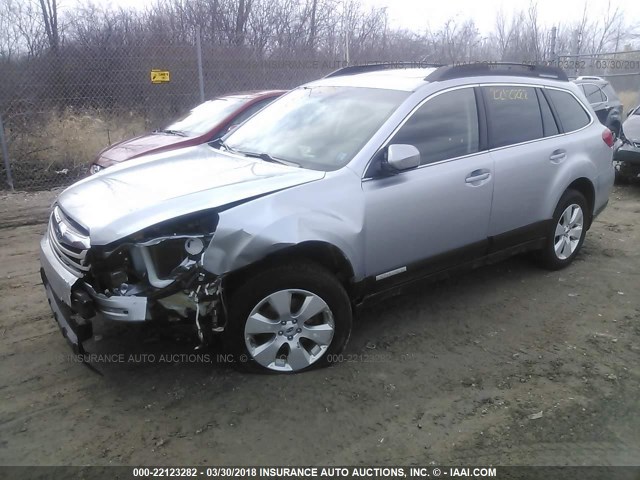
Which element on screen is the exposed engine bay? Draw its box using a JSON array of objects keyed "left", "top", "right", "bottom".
[{"left": 65, "top": 208, "right": 226, "bottom": 348}]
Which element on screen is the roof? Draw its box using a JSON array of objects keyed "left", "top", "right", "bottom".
[
  {"left": 310, "top": 63, "right": 568, "bottom": 92},
  {"left": 311, "top": 68, "right": 439, "bottom": 91}
]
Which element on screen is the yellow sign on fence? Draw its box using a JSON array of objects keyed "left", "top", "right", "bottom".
[{"left": 150, "top": 70, "right": 170, "bottom": 84}]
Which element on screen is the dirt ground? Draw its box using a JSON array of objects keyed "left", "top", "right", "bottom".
[{"left": 0, "top": 186, "right": 639, "bottom": 467}]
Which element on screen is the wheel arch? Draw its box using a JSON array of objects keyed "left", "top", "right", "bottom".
[
  {"left": 565, "top": 177, "right": 595, "bottom": 228},
  {"left": 221, "top": 240, "right": 357, "bottom": 299}
]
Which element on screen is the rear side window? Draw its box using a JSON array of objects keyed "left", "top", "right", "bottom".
[
  {"left": 546, "top": 89, "right": 591, "bottom": 133},
  {"left": 602, "top": 84, "right": 619, "bottom": 102},
  {"left": 581, "top": 84, "right": 605, "bottom": 104},
  {"left": 482, "top": 86, "right": 543, "bottom": 148},
  {"left": 390, "top": 88, "right": 479, "bottom": 165}
]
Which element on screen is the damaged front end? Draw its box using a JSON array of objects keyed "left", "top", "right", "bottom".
[{"left": 41, "top": 206, "right": 226, "bottom": 352}]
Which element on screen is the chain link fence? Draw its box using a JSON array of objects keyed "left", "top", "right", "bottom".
[
  {"left": 0, "top": 33, "right": 338, "bottom": 191},
  {"left": 557, "top": 49, "right": 640, "bottom": 109},
  {"left": 2, "top": 40, "right": 640, "bottom": 191}
]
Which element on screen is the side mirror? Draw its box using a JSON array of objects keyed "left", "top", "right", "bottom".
[{"left": 386, "top": 144, "right": 421, "bottom": 171}]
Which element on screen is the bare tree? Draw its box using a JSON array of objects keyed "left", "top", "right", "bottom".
[
  {"left": 307, "top": 0, "right": 318, "bottom": 51},
  {"left": 0, "top": 0, "right": 48, "bottom": 59},
  {"left": 38, "top": 0, "right": 59, "bottom": 52},
  {"left": 234, "top": 0, "right": 252, "bottom": 46}
]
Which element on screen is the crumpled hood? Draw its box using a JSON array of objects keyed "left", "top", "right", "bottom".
[
  {"left": 57, "top": 145, "right": 325, "bottom": 245},
  {"left": 622, "top": 115, "right": 640, "bottom": 142}
]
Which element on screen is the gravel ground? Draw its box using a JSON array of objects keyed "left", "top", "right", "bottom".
[{"left": 0, "top": 186, "right": 639, "bottom": 466}]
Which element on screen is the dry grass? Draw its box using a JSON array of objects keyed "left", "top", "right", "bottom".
[
  {"left": 10, "top": 108, "right": 147, "bottom": 168},
  {"left": 5, "top": 108, "right": 148, "bottom": 190},
  {"left": 618, "top": 90, "right": 639, "bottom": 117}
]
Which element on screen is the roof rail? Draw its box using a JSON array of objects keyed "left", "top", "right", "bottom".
[
  {"left": 425, "top": 62, "right": 568, "bottom": 82},
  {"left": 325, "top": 62, "right": 444, "bottom": 78}
]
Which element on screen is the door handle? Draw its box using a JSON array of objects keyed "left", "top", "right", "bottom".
[
  {"left": 549, "top": 150, "right": 567, "bottom": 163},
  {"left": 465, "top": 170, "right": 491, "bottom": 184}
]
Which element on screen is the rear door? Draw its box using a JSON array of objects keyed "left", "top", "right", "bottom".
[{"left": 484, "top": 85, "right": 563, "bottom": 247}]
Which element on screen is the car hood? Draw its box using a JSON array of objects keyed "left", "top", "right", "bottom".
[
  {"left": 622, "top": 115, "right": 640, "bottom": 142},
  {"left": 99, "top": 133, "right": 197, "bottom": 163},
  {"left": 58, "top": 145, "right": 325, "bottom": 245}
]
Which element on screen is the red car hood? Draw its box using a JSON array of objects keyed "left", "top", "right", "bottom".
[{"left": 99, "top": 133, "right": 195, "bottom": 163}]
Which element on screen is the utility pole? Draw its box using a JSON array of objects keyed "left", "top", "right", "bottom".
[
  {"left": 382, "top": 7, "right": 388, "bottom": 57},
  {"left": 550, "top": 26, "right": 557, "bottom": 64},
  {"left": 345, "top": 29, "right": 350, "bottom": 64},
  {"left": 0, "top": 113, "right": 14, "bottom": 191},
  {"left": 196, "top": 25, "right": 205, "bottom": 103},
  {"left": 342, "top": 2, "right": 350, "bottom": 65},
  {"left": 571, "top": 28, "right": 582, "bottom": 76}
]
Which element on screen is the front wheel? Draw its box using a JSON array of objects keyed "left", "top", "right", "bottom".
[
  {"left": 537, "top": 189, "right": 589, "bottom": 270},
  {"left": 225, "top": 262, "right": 352, "bottom": 373}
]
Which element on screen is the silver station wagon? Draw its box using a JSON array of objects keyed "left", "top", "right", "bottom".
[{"left": 40, "top": 63, "right": 615, "bottom": 373}]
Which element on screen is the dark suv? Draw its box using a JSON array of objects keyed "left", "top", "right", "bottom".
[{"left": 573, "top": 76, "right": 623, "bottom": 137}]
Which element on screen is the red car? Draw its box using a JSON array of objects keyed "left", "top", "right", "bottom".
[{"left": 89, "top": 90, "right": 285, "bottom": 174}]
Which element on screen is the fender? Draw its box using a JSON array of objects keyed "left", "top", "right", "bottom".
[
  {"left": 202, "top": 170, "right": 366, "bottom": 280},
  {"left": 546, "top": 154, "right": 596, "bottom": 218}
]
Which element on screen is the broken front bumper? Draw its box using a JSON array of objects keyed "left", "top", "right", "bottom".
[
  {"left": 41, "top": 269, "right": 92, "bottom": 353},
  {"left": 40, "top": 231, "right": 150, "bottom": 351}
]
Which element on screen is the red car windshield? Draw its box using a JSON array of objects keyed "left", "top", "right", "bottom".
[{"left": 164, "top": 97, "right": 247, "bottom": 137}]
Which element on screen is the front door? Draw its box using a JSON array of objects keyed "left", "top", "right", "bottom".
[{"left": 363, "top": 87, "right": 493, "bottom": 286}]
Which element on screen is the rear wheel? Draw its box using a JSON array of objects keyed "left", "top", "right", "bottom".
[
  {"left": 537, "top": 189, "right": 589, "bottom": 270},
  {"left": 225, "top": 262, "right": 352, "bottom": 373}
]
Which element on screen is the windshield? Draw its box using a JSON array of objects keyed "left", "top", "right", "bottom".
[
  {"left": 224, "top": 86, "right": 409, "bottom": 170},
  {"left": 164, "top": 97, "right": 247, "bottom": 136}
]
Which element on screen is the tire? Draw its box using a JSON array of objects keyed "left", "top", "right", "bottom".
[
  {"left": 615, "top": 162, "right": 637, "bottom": 185},
  {"left": 611, "top": 122, "right": 621, "bottom": 141},
  {"left": 614, "top": 166, "right": 629, "bottom": 185},
  {"left": 537, "top": 189, "right": 589, "bottom": 270},
  {"left": 225, "top": 262, "right": 352, "bottom": 373}
]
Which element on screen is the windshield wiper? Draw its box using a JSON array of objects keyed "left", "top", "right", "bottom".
[
  {"left": 156, "top": 129, "right": 187, "bottom": 136},
  {"left": 236, "top": 150, "right": 300, "bottom": 167},
  {"left": 210, "top": 137, "right": 246, "bottom": 153},
  {"left": 209, "top": 138, "right": 231, "bottom": 150}
]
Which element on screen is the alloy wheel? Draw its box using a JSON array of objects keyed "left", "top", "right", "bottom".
[
  {"left": 244, "top": 289, "right": 335, "bottom": 372},
  {"left": 554, "top": 203, "right": 584, "bottom": 260}
]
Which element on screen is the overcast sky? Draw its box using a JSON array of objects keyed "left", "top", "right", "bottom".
[
  {"left": 364, "top": 0, "right": 638, "bottom": 34},
  {"left": 94, "top": 0, "right": 638, "bottom": 35}
]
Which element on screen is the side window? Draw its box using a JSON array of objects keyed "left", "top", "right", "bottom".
[
  {"left": 389, "top": 88, "right": 479, "bottom": 165},
  {"left": 536, "top": 89, "right": 559, "bottom": 137},
  {"left": 582, "top": 84, "right": 605, "bottom": 104},
  {"left": 546, "top": 89, "right": 591, "bottom": 133},
  {"left": 230, "top": 98, "right": 274, "bottom": 126},
  {"left": 482, "top": 86, "right": 543, "bottom": 148}
]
